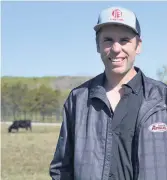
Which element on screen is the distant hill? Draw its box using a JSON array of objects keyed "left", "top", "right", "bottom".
[
  {"left": 1, "top": 76, "right": 93, "bottom": 90},
  {"left": 51, "top": 76, "right": 93, "bottom": 90}
]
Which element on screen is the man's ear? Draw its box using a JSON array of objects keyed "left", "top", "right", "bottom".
[
  {"left": 96, "top": 43, "right": 100, "bottom": 53},
  {"left": 96, "top": 37, "right": 100, "bottom": 53},
  {"left": 136, "top": 37, "right": 142, "bottom": 55}
]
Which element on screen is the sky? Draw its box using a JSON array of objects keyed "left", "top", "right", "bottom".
[{"left": 1, "top": 1, "right": 167, "bottom": 80}]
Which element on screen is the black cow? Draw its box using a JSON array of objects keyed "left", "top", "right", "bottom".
[{"left": 8, "top": 120, "right": 32, "bottom": 133}]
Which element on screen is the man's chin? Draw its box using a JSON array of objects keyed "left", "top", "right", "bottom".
[
  {"left": 110, "top": 67, "right": 127, "bottom": 75},
  {"left": 110, "top": 66, "right": 135, "bottom": 77}
]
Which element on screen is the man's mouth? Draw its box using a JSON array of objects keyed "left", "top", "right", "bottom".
[{"left": 108, "top": 57, "right": 125, "bottom": 62}]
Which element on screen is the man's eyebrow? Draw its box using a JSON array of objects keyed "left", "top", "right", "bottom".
[
  {"left": 102, "top": 35, "right": 133, "bottom": 41},
  {"left": 121, "top": 36, "right": 131, "bottom": 39},
  {"left": 103, "top": 35, "right": 131, "bottom": 38},
  {"left": 103, "top": 37, "right": 113, "bottom": 40}
]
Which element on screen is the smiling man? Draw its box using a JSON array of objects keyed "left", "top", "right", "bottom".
[{"left": 49, "top": 6, "right": 167, "bottom": 180}]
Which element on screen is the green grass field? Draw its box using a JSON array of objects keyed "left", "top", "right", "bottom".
[{"left": 1, "top": 124, "right": 61, "bottom": 180}]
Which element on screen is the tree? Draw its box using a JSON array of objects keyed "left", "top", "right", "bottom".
[
  {"left": 34, "top": 85, "right": 60, "bottom": 121},
  {"left": 157, "top": 65, "right": 167, "bottom": 83},
  {"left": 1, "top": 82, "right": 13, "bottom": 121},
  {"left": 3, "top": 82, "right": 22, "bottom": 120},
  {"left": 18, "top": 84, "right": 35, "bottom": 119}
]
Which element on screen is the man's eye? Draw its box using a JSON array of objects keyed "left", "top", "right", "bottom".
[
  {"left": 103, "top": 38, "right": 113, "bottom": 42},
  {"left": 121, "top": 38, "right": 129, "bottom": 42}
]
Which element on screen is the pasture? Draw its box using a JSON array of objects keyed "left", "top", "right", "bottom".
[{"left": 1, "top": 124, "right": 61, "bottom": 180}]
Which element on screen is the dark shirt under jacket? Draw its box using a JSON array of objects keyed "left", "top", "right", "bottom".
[{"left": 108, "top": 69, "right": 144, "bottom": 180}]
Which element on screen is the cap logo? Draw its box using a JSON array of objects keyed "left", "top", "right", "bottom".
[
  {"left": 111, "top": 9, "right": 123, "bottom": 21},
  {"left": 112, "top": 9, "right": 122, "bottom": 18},
  {"left": 148, "top": 123, "right": 167, "bottom": 132}
]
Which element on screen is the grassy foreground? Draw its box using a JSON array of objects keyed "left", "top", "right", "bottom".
[{"left": 1, "top": 124, "right": 61, "bottom": 180}]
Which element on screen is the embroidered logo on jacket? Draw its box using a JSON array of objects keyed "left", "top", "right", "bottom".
[{"left": 148, "top": 123, "right": 167, "bottom": 132}]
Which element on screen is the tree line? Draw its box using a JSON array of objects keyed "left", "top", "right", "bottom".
[{"left": 1, "top": 81, "right": 70, "bottom": 122}]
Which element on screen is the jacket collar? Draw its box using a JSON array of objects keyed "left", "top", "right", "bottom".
[
  {"left": 141, "top": 71, "right": 167, "bottom": 101},
  {"left": 89, "top": 72, "right": 110, "bottom": 107},
  {"left": 89, "top": 67, "right": 167, "bottom": 103}
]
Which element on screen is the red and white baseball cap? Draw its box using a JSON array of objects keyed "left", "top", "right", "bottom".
[{"left": 94, "top": 7, "right": 141, "bottom": 36}]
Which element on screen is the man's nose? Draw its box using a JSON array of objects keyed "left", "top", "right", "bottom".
[{"left": 110, "top": 42, "right": 122, "bottom": 54}]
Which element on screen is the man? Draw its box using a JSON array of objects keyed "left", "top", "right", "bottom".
[{"left": 50, "top": 6, "right": 167, "bottom": 180}]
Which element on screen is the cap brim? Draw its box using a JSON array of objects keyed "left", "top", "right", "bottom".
[{"left": 94, "top": 22, "right": 139, "bottom": 35}]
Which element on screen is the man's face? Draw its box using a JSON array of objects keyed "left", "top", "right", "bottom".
[{"left": 98, "top": 24, "right": 142, "bottom": 76}]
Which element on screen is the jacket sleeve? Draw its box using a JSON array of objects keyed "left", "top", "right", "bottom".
[{"left": 49, "top": 98, "right": 74, "bottom": 180}]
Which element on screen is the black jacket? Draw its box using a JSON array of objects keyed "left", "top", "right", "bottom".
[{"left": 50, "top": 70, "right": 167, "bottom": 180}]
